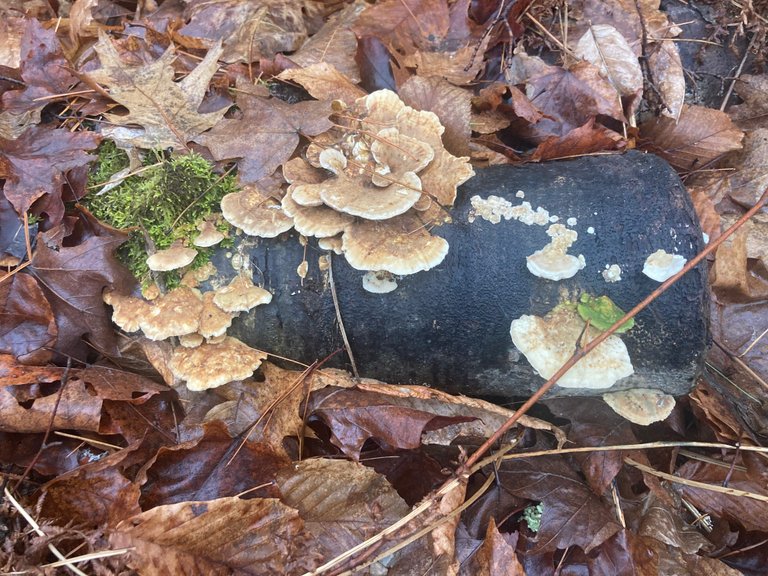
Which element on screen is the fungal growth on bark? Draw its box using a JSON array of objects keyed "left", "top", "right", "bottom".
[
  {"left": 642, "top": 248, "right": 687, "bottom": 282},
  {"left": 510, "top": 306, "right": 634, "bottom": 389},
  {"left": 233, "top": 89, "right": 475, "bottom": 289},
  {"left": 103, "top": 276, "right": 270, "bottom": 390}
]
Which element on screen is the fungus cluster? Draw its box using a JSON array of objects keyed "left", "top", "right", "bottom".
[
  {"left": 526, "top": 224, "right": 585, "bottom": 281},
  {"left": 104, "top": 272, "right": 271, "bottom": 391},
  {"left": 509, "top": 306, "right": 634, "bottom": 389},
  {"left": 221, "top": 89, "right": 474, "bottom": 288},
  {"left": 642, "top": 249, "right": 686, "bottom": 282}
]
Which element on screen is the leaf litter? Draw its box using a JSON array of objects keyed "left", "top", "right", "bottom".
[{"left": 0, "top": 0, "right": 767, "bottom": 574}]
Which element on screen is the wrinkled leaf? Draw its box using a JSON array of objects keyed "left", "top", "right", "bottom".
[
  {"left": 86, "top": 32, "right": 228, "bottom": 149},
  {"left": 0, "top": 273, "right": 56, "bottom": 364},
  {"left": 110, "top": 497, "right": 316, "bottom": 575},
  {"left": 574, "top": 24, "right": 643, "bottom": 99}
]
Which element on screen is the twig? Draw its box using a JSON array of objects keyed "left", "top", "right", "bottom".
[
  {"left": 328, "top": 256, "right": 359, "bottom": 377},
  {"left": 720, "top": 32, "right": 757, "bottom": 112},
  {"left": 460, "top": 186, "right": 768, "bottom": 473},
  {"left": 626, "top": 457, "right": 768, "bottom": 503},
  {"left": 4, "top": 488, "right": 89, "bottom": 576}
]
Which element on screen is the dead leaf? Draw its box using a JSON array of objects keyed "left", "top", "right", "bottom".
[
  {"left": 277, "top": 62, "right": 366, "bottom": 106},
  {"left": 86, "top": 31, "right": 229, "bottom": 149},
  {"left": 194, "top": 79, "right": 333, "bottom": 183},
  {"left": 0, "top": 124, "right": 100, "bottom": 223},
  {"left": 140, "top": 420, "right": 288, "bottom": 508},
  {"left": 648, "top": 40, "right": 685, "bottom": 120},
  {"left": 0, "top": 274, "right": 56, "bottom": 364},
  {"left": 28, "top": 217, "right": 135, "bottom": 360},
  {"left": 640, "top": 104, "right": 744, "bottom": 170},
  {"left": 726, "top": 128, "right": 768, "bottom": 208},
  {"left": 399, "top": 75, "right": 472, "bottom": 156},
  {"left": 175, "top": 0, "right": 313, "bottom": 64},
  {"left": 676, "top": 460, "right": 768, "bottom": 533},
  {"left": 513, "top": 58, "right": 626, "bottom": 140},
  {"left": 276, "top": 458, "right": 409, "bottom": 565},
  {"left": 497, "top": 454, "right": 622, "bottom": 553},
  {"left": 461, "top": 519, "right": 525, "bottom": 575},
  {"left": 0, "top": 354, "right": 167, "bottom": 433},
  {"left": 574, "top": 24, "right": 643, "bottom": 100},
  {"left": 0, "top": 19, "right": 78, "bottom": 139},
  {"left": 290, "top": 1, "right": 363, "bottom": 82},
  {"left": 689, "top": 185, "right": 722, "bottom": 243},
  {"left": 529, "top": 118, "right": 625, "bottom": 161},
  {"left": 587, "top": 530, "right": 659, "bottom": 576},
  {"left": 110, "top": 496, "right": 317, "bottom": 574},
  {"left": 38, "top": 443, "right": 142, "bottom": 527},
  {"left": 728, "top": 74, "right": 768, "bottom": 130}
]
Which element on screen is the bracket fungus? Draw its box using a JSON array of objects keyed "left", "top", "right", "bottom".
[
  {"left": 169, "top": 336, "right": 267, "bottom": 391},
  {"left": 283, "top": 89, "right": 474, "bottom": 281},
  {"left": 603, "top": 388, "right": 676, "bottom": 425},
  {"left": 221, "top": 184, "right": 294, "bottom": 238},
  {"left": 526, "top": 224, "right": 585, "bottom": 281},
  {"left": 642, "top": 249, "right": 687, "bottom": 282},
  {"left": 146, "top": 244, "right": 197, "bottom": 272},
  {"left": 362, "top": 270, "right": 398, "bottom": 294},
  {"left": 193, "top": 219, "right": 225, "bottom": 247},
  {"left": 510, "top": 306, "right": 634, "bottom": 389}
]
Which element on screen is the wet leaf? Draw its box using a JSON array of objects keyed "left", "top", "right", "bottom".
[
  {"left": 460, "top": 519, "right": 525, "bottom": 575},
  {"left": 194, "top": 79, "right": 332, "bottom": 183},
  {"left": 0, "top": 273, "right": 56, "bottom": 363},
  {"left": 276, "top": 458, "right": 409, "bottom": 564},
  {"left": 0, "top": 124, "right": 100, "bottom": 223}
]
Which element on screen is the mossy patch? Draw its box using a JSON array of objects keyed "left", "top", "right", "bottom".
[{"left": 85, "top": 142, "right": 235, "bottom": 287}]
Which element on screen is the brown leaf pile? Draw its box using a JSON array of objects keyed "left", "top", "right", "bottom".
[{"left": 1, "top": 0, "right": 767, "bottom": 574}]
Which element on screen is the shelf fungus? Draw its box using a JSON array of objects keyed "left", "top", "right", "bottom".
[
  {"left": 526, "top": 224, "right": 585, "bottom": 281},
  {"left": 642, "top": 249, "right": 686, "bottom": 282},
  {"left": 603, "top": 388, "right": 675, "bottom": 425},
  {"left": 103, "top": 276, "right": 271, "bottom": 391},
  {"left": 221, "top": 184, "right": 294, "bottom": 238},
  {"left": 510, "top": 306, "right": 634, "bottom": 389},
  {"left": 146, "top": 244, "right": 197, "bottom": 272},
  {"left": 283, "top": 89, "right": 474, "bottom": 283}
]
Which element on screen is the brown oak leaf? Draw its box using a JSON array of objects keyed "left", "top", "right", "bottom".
[
  {"left": 195, "top": 80, "right": 333, "bottom": 183},
  {"left": 0, "top": 124, "right": 100, "bottom": 223},
  {"left": 85, "top": 31, "right": 229, "bottom": 149}
]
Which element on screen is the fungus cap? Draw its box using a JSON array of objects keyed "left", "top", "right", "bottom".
[
  {"left": 526, "top": 250, "right": 585, "bottom": 281},
  {"left": 642, "top": 249, "right": 686, "bottom": 282},
  {"left": 193, "top": 220, "right": 225, "bottom": 247},
  {"left": 199, "top": 292, "right": 235, "bottom": 339},
  {"left": 282, "top": 191, "right": 353, "bottom": 238},
  {"left": 213, "top": 274, "right": 272, "bottom": 313},
  {"left": 342, "top": 213, "right": 448, "bottom": 275},
  {"left": 320, "top": 171, "right": 422, "bottom": 220},
  {"left": 220, "top": 186, "right": 294, "bottom": 238},
  {"left": 603, "top": 388, "right": 675, "bottom": 425},
  {"left": 169, "top": 336, "right": 267, "bottom": 391},
  {"left": 103, "top": 290, "right": 150, "bottom": 333},
  {"left": 146, "top": 245, "right": 197, "bottom": 272},
  {"left": 510, "top": 307, "right": 633, "bottom": 389},
  {"left": 140, "top": 286, "right": 203, "bottom": 340}
]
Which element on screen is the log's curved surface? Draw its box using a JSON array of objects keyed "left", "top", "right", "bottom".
[{"left": 219, "top": 151, "right": 708, "bottom": 398}]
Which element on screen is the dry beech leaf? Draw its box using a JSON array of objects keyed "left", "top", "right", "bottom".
[
  {"left": 110, "top": 497, "right": 317, "bottom": 574},
  {"left": 276, "top": 458, "right": 409, "bottom": 563},
  {"left": 647, "top": 40, "right": 685, "bottom": 120},
  {"left": 290, "top": 1, "right": 364, "bottom": 82},
  {"left": 277, "top": 62, "right": 366, "bottom": 106},
  {"left": 726, "top": 128, "right": 768, "bottom": 208},
  {"left": 86, "top": 32, "right": 228, "bottom": 149},
  {"left": 574, "top": 24, "right": 643, "bottom": 100},
  {"left": 399, "top": 75, "right": 473, "bottom": 156},
  {"left": 688, "top": 185, "right": 722, "bottom": 243},
  {"left": 640, "top": 104, "right": 744, "bottom": 170}
]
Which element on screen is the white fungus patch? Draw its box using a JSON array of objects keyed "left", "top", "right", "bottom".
[
  {"left": 602, "top": 264, "right": 622, "bottom": 283},
  {"left": 516, "top": 190, "right": 525, "bottom": 198},
  {"left": 642, "top": 249, "right": 687, "bottom": 282},
  {"left": 587, "top": 226, "right": 595, "bottom": 235},
  {"left": 468, "top": 196, "right": 550, "bottom": 226},
  {"left": 566, "top": 217, "right": 577, "bottom": 226},
  {"left": 510, "top": 307, "right": 634, "bottom": 389},
  {"left": 526, "top": 224, "right": 585, "bottom": 281},
  {"left": 603, "top": 388, "right": 675, "bottom": 425},
  {"left": 362, "top": 270, "right": 398, "bottom": 293}
]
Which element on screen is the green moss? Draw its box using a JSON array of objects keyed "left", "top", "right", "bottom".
[{"left": 85, "top": 142, "right": 235, "bottom": 286}]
